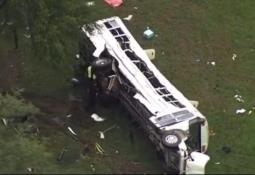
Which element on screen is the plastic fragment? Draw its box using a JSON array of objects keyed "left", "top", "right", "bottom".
[
  {"left": 95, "top": 142, "right": 104, "bottom": 154},
  {"left": 143, "top": 27, "right": 155, "bottom": 39},
  {"left": 123, "top": 14, "right": 133, "bottom": 21},
  {"left": 236, "top": 108, "right": 246, "bottom": 114},
  {"left": 232, "top": 53, "right": 237, "bottom": 61},
  {"left": 66, "top": 114, "right": 72, "bottom": 118},
  {"left": 86, "top": 1, "right": 95, "bottom": 7},
  {"left": 91, "top": 113, "right": 105, "bottom": 122},
  {"left": 67, "top": 126, "right": 77, "bottom": 135}
]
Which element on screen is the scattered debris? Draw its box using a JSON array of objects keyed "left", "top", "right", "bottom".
[
  {"left": 144, "top": 49, "right": 156, "bottom": 60},
  {"left": 24, "top": 34, "right": 31, "bottom": 39},
  {"left": 57, "top": 148, "right": 67, "bottom": 162},
  {"left": 98, "top": 124, "right": 117, "bottom": 139},
  {"left": 104, "top": 0, "right": 123, "bottom": 7},
  {"left": 86, "top": 1, "right": 95, "bottom": 7},
  {"left": 209, "top": 129, "right": 216, "bottom": 136},
  {"left": 215, "top": 162, "right": 221, "bottom": 165},
  {"left": 189, "top": 100, "right": 199, "bottom": 108},
  {"left": 71, "top": 78, "right": 79, "bottom": 84},
  {"left": 115, "top": 150, "right": 119, "bottom": 154},
  {"left": 66, "top": 114, "right": 72, "bottom": 118},
  {"left": 75, "top": 54, "right": 80, "bottom": 59},
  {"left": 91, "top": 113, "right": 105, "bottom": 122},
  {"left": 1, "top": 118, "right": 8, "bottom": 126},
  {"left": 234, "top": 94, "right": 244, "bottom": 103},
  {"left": 143, "top": 27, "right": 155, "bottom": 39},
  {"left": 90, "top": 164, "right": 96, "bottom": 172},
  {"left": 134, "top": 6, "right": 138, "bottom": 10},
  {"left": 236, "top": 108, "right": 246, "bottom": 115},
  {"left": 27, "top": 167, "right": 34, "bottom": 172},
  {"left": 232, "top": 53, "right": 237, "bottom": 61},
  {"left": 95, "top": 142, "right": 105, "bottom": 154},
  {"left": 123, "top": 14, "right": 133, "bottom": 21},
  {"left": 207, "top": 61, "right": 216, "bottom": 66},
  {"left": 248, "top": 110, "right": 252, "bottom": 115},
  {"left": 99, "top": 132, "right": 105, "bottom": 139},
  {"left": 67, "top": 126, "right": 77, "bottom": 135}
]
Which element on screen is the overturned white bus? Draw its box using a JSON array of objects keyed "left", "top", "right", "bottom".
[{"left": 76, "top": 16, "right": 210, "bottom": 174}]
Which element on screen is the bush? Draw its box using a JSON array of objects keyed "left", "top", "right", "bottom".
[{"left": 0, "top": 90, "right": 40, "bottom": 119}]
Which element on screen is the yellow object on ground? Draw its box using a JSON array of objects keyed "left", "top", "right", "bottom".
[{"left": 144, "top": 49, "right": 156, "bottom": 60}]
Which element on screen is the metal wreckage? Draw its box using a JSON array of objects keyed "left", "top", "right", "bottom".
[{"left": 73, "top": 16, "right": 210, "bottom": 174}]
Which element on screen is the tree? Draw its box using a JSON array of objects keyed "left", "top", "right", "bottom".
[{"left": 1, "top": 0, "right": 88, "bottom": 66}]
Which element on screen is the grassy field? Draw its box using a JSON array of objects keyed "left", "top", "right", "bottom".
[{"left": 1, "top": 0, "right": 255, "bottom": 174}]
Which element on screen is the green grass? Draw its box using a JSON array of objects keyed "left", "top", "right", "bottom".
[
  {"left": 1, "top": 0, "right": 255, "bottom": 173},
  {"left": 81, "top": 0, "right": 255, "bottom": 173}
]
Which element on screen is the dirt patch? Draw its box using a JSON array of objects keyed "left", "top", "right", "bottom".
[
  {"left": 23, "top": 93, "right": 69, "bottom": 114},
  {"left": 0, "top": 49, "right": 23, "bottom": 91}
]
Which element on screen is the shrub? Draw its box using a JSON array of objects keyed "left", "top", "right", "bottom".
[{"left": 0, "top": 90, "right": 40, "bottom": 119}]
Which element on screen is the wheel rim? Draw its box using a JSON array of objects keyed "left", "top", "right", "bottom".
[{"left": 165, "top": 135, "right": 178, "bottom": 144}]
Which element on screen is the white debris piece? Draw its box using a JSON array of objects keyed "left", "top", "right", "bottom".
[
  {"left": 134, "top": 6, "right": 138, "bottom": 10},
  {"left": 27, "top": 167, "right": 34, "bottom": 172},
  {"left": 91, "top": 113, "right": 105, "bottom": 122},
  {"left": 71, "top": 78, "right": 79, "bottom": 83},
  {"left": 66, "top": 114, "right": 72, "bottom": 118},
  {"left": 215, "top": 162, "right": 221, "bottom": 165},
  {"left": 207, "top": 61, "right": 216, "bottom": 66},
  {"left": 236, "top": 108, "right": 246, "bottom": 115},
  {"left": 24, "top": 34, "right": 31, "bottom": 39},
  {"left": 76, "top": 54, "right": 80, "bottom": 59},
  {"left": 98, "top": 124, "right": 116, "bottom": 139},
  {"left": 67, "top": 126, "right": 77, "bottom": 135},
  {"left": 1, "top": 118, "right": 8, "bottom": 126},
  {"left": 232, "top": 53, "right": 237, "bottom": 61},
  {"left": 234, "top": 94, "right": 244, "bottom": 103},
  {"left": 86, "top": 1, "right": 95, "bottom": 7},
  {"left": 143, "top": 27, "right": 155, "bottom": 39},
  {"left": 123, "top": 14, "right": 133, "bottom": 21},
  {"left": 90, "top": 164, "right": 96, "bottom": 172},
  {"left": 248, "top": 110, "right": 252, "bottom": 115},
  {"left": 99, "top": 131, "right": 105, "bottom": 139}
]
